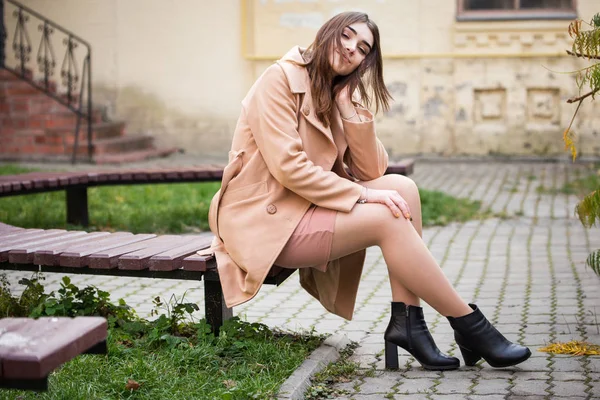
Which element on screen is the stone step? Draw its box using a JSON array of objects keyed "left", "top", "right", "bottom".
[
  {"left": 42, "top": 121, "right": 126, "bottom": 145},
  {"left": 92, "top": 134, "right": 155, "bottom": 155},
  {"left": 92, "top": 147, "right": 179, "bottom": 165}
]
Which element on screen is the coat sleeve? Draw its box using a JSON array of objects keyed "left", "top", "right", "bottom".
[
  {"left": 244, "top": 64, "right": 364, "bottom": 213},
  {"left": 342, "top": 108, "right": 389, "bottom": 181}
]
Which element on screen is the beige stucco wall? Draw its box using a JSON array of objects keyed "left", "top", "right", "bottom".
[{"left": 9, "top": 0, "right": 600, "bottom": 159}]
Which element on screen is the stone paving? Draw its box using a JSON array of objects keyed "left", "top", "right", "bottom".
[{"left": 3, "top": 159, "right": 600, "bottom": 399}]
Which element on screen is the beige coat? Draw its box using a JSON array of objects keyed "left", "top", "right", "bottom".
[{"left": 205, "top": 46, "right": 389, "bottom": 320}]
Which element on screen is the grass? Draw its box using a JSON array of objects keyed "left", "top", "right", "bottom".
[
  {"left": 2, "top": 323, "right": 321, "bottom": 400},
  {"left": 0, "top": 165, "right": 483, "bottom": 232},
  {"left": 0, "top": 165, "right": 220, "bottom": 233},
  {"left": 419, "top": 189, "right": 484, "bottom": 226},
  {"left": 0, "top": 274, "right": 323, "bottom": 400}
]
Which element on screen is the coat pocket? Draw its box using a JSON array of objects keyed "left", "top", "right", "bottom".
[{"left": 220, "top": 180, "right": 268, "bottom": 208}]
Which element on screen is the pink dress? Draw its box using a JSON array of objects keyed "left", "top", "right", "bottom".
[{"left": 274, "top": 205, "right": 337, "bottom": 272}]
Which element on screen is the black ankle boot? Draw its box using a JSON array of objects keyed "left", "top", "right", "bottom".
[
  {"left": 447, "top": 304, "right": 531, "bottom": 368},
  {"left": 384, "top": 302, "right": 460, "bottom": 371}
]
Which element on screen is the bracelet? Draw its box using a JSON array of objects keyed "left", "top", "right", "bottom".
[
  {"left": 357, "top": 187, "right": 368, "bottom": 204},
  {"left": 341, "top": 109, "right": 357, "bottom": 120}
]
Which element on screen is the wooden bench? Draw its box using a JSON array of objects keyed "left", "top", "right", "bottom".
[
  {"left": 0, "top": 161, "right": 415, "bottom": 333},
  {"left": 0, "top": 159, "right": 414, "bottom": 227},
  {"left": 0, "top": 221, "right": 293, "bottom": 334},
  {"left": 0, "top": 317, "right": 107, "bottom": 391}
]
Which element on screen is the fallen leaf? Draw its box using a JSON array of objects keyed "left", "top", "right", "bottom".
[
  {"left": 222, "top": 379, "right": 237, "bottom": 388},
  {"left": 125, "top": 379, "right": 141, "bottom": 391}
]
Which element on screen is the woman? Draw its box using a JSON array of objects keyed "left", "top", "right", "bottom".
[{"left": 204, "top": 11, "right": 530, "bottom": 370}]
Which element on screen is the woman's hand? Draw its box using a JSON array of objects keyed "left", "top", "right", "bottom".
[
  {"left": 363, "top": 187, "right": 412, "bottom": 220},
  {"left": 335, "top": 85, "right": 353, "bottom": 107},
  {"left": 335, "top": 86, "right": 357, "bottom": 120}
]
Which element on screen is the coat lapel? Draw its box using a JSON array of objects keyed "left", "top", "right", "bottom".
[{"left": 300, "top": 92, "right": 336, "bottom": 145}]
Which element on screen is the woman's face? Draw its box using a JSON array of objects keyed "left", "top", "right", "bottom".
[{"left": 329, "top": 22, "right": 374, "bottom": 77}]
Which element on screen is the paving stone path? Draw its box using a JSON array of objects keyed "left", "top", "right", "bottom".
[{"left": 3, "top": 160, "right": 600, "bottom": 399}]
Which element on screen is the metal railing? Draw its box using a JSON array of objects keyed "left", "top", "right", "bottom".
[{"left": 1, "top": 0, "right": 92, "bottom": 163}]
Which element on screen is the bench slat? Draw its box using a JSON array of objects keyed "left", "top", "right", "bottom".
[
  {"left": 148, "top": 235, "right": 214, "bottom": 271},
  {"left": 8, "top": 231, "right": 88, "bottom": 264},
  {"left": 59, "top": 232, "right": 144, "bottom": 267},
  {"left": 0, "top": 230, "right": 66, "bottom": 261},
  {"left": 182, "top": 253, "right": 213, "bottom": 272},
  {"left": 0, "top": 317, "right": 107, "bottom": 379},
  {"left": 87, "top": 234, "right": 159, "bottom": 269},
  {"left": 0, "top": 229, "right": 45, "bottom": 244},
  {"left": 0, "top": 223, "right": 23, "bottom": 234},
  {"left": 118, "top": 235, "right": 199, "bottom": 270},
  {"left": 33, "top": 232, "right": 113, "bottom": 266}
]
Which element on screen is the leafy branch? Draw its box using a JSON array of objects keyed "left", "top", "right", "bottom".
[{"left": 563, "top": 13, "right": 600, "bottom": 274}]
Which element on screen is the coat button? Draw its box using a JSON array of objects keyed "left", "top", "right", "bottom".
[
  {"left": 302, "top": 105, "right": 310, "bottom": 116},
  {"left": 266, "top": 204, "right": 277, "bottom": 214}
]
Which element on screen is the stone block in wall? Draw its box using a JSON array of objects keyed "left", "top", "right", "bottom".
[{"left": 527, "top": 88, "right": 560, "bottom": 124}]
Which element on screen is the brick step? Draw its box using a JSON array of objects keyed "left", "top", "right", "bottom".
[
  {"left": 0, "top": 79, "right": 42, "bottom": 96},
  {"left": 92, "top": 134, "right": 155, "bottom": 155},
  {"left": 41, "top": 121, "right": 126, "bottom": 145},
  {"left": 0, "top": 141, "right": 179, "bottom": 164},
  {"left": 2, "top": 112, "right": 103, "bottom": 131},
  {"left": 4, "top": 131, "right": 147, "bottom": 156},
  {"left": 0, "top": 68, "right": 33, "bottom": 81},
  {"left": 1, "top": 98, "right": 103, "bottom": 122},
  {"left": 92, "top": 147, "right": 179, "bottom": 165}
]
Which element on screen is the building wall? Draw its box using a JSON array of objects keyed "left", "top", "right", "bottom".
[{"left": 11, "top": 0, "right": 600, "bottom": 159}]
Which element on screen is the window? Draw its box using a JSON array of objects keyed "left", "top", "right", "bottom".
[{"left": 457, "top": 0, "right": 577, "bottom": 21}]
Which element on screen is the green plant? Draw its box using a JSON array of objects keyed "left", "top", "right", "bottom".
[
  {"left": 563, "top": 13, "right": 600, "bottom": 274},
  {"left": 30, "top": 276, "right": 137, "bottom": 328},
  {"left": 147, "top": 292, "right": 201, "bottom": 347},
  {"left": 304, "top": 343, "right": 360, "bottom": 400},
  {"left": 0, "top": 273, "right": 48, "bottom": 317}
]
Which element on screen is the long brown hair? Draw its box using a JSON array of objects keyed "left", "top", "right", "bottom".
[{"left": 302, "top": 12, "right": 392, "bottom": 127}]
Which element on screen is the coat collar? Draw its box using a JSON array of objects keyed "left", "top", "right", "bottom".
[
  {"left": 277, "top": 46, "right": 335, "bottom": 145},
  {"left": 278, "top": 46, "right": 308, "bottom": 94}
]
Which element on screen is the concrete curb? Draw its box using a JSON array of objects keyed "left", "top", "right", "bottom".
[{"left": 277, "top": 333, "right": 351, "bottom": 400}]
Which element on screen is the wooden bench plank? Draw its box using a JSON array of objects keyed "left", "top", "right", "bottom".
[
  {"left": 0, "top": 230, "right": 67, "bottom": 262},
  {"left": 182, "top": 253, "right": 213, "bottom": 272},
  {"left": 8, "top": 231, "right": 89, "bottom": 264},
  {"left": 0, "top": 317, "right": 107, "bottom": 381},
  {"left": 148, "top": 235, "right": 214, "bottom": 271},
  {"left": 118, "top": 235, "right": 199, "bottom": 270},
  {"left": 0, "top": 229, "right": 45, "bottom": 243},
  {"left": 87, "top": 234, "right": 159, "bottom": 269},
  {"left": 0, "top": 222, "right": 24, "bottom": 234},
  {"left": 58, "top": 232, "right": 144, "bottom": 267},
  {"left": 33, "top": 232, "right": 113, "bottom": 266}
]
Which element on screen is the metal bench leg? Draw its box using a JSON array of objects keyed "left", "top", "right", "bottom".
[
  {"left": 204, "top": 278, "right": 232, "bottom": 334},
  {"left": 85, "top": 340, "right": 107, "bottom": 355},
  {"left": 66, "top": 186, "right": 89, "bottom": 227},
  {"left": 0, "top": 376, "right": 48, "bottom": 391}
]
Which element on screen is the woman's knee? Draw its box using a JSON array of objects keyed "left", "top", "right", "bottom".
[
  {"left": 378, "top": 174, "right": 420, "bottom": 200},
  {"left": 359, "top": 204, "right": 414, "bottom": 244}
]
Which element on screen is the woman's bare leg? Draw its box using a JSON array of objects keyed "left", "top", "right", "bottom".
[
  {"left": 330, "top": 174, "right": 472, "bottom": 317},
  {"left": 358, "top": 175, "right": 421, "bottom": 306}
]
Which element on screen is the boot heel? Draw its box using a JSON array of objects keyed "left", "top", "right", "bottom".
[
  {"left": 385, "top": 340, "right": 399, "bottom": 369},
  {"left": 459, "top": 346, "right": 481, "bottom": 366}
]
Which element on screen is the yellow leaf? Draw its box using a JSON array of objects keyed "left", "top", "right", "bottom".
[
  {"left": 539, "top": 340, "right": 600, "bottom": 356},
  {"left": 563, "top": 128, "right": 577, "bottom": 161}
]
